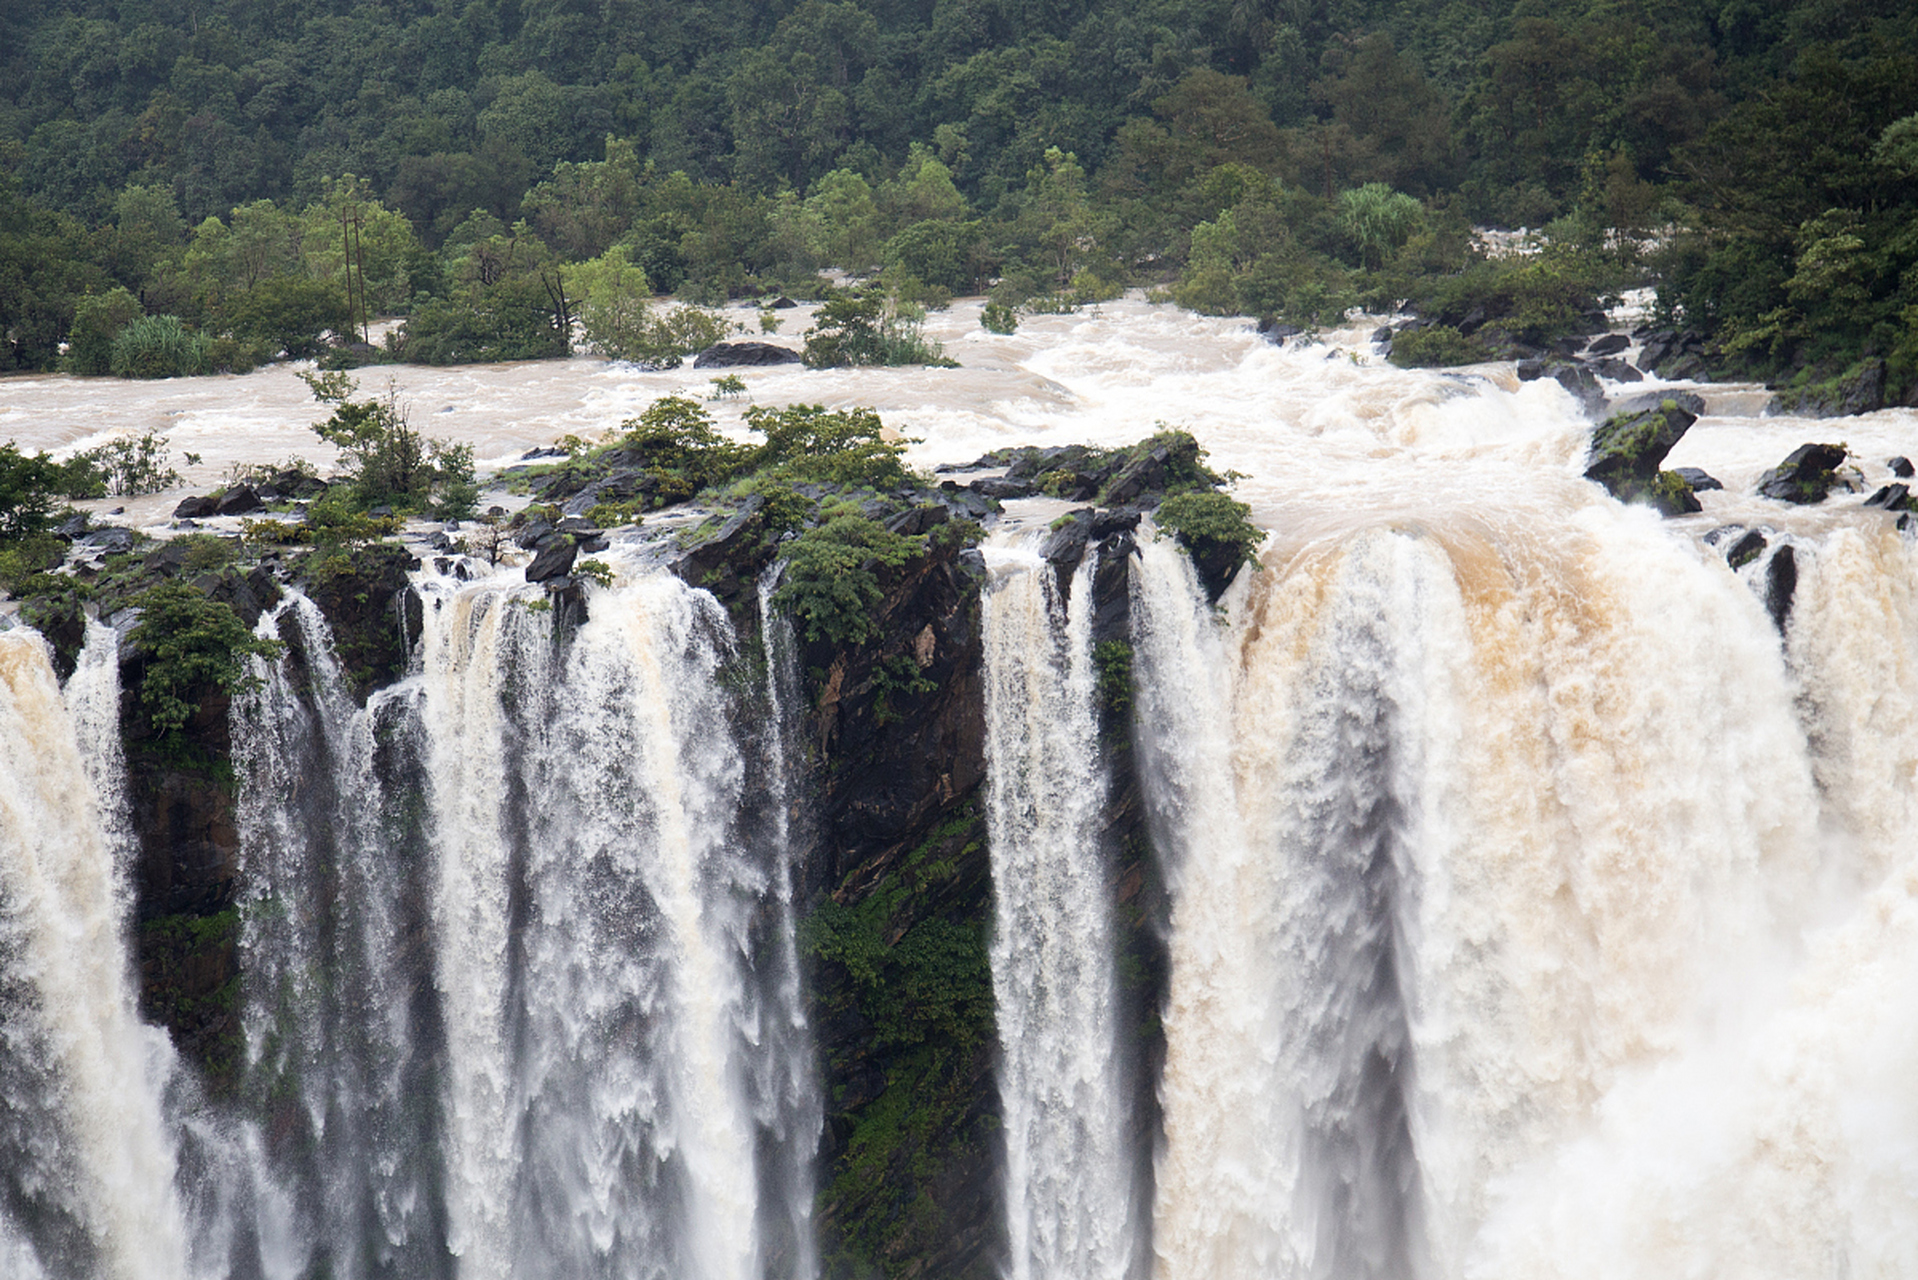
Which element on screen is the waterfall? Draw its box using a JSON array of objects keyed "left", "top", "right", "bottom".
[
  {"left": 0, "top": 627, "right": 190, "bottom": 1280},
  {"left": 412, "top": 564, "right": 800, "bottom": 1279},
  {"left": 753, "top": 567, "right": 823, "bottom": 1280},
  {"left": 981, "top": 538, "right": 1136, "bottom": 1280},
  {"left": 231, "top": 590, "right": 443, "bottom": 1280},
  {"left": 1134, "top": 497, "right": 1918, "bottom": 1278}
]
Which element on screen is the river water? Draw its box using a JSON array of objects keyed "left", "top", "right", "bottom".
[{"left": 3, "top": 297, "right": 1917, "bottom": 1279}]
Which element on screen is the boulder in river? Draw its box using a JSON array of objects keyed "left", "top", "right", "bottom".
[
  {"left": 1756, "top": 443, "right": 1849, "bottom": 504},
  {"left": 215, "top": 485, "right": 265, "bottom": 516},
  {"left": 524, "top": 534, "right": 578, "bottom": 583},
  {"left": 1518, "top": 358, "right": 1607, "bottom": 415},
  {"left": 173, "top": 493, "right": 219, "bottom": 519},
  {"left": 692, "top": 341, "right": 803, "bottom": 368},
  {"left": 1674, "top": 467, "right": 1723, "bottom": 492},
  {"left": 1583, "top": 398, "right": 1702, "bottom": 515}
]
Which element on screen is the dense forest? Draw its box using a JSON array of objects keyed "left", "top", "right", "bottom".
[{"left": 2, "top": 0, "right": 1915, "bottom": 404}]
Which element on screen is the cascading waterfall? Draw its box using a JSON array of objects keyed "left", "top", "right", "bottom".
[
  {"left": 980, "top": 537, "right": 1136, "bottom": 1280},
  {"left": 752, "top": 567, "right": 823, "bottom": 1280},
  {"left": 231, "top": 590, "right": 443, "bottom": 1280},
  {"left": 413, "top": 563, "right": 804, "bottom": 1280},
  {"left": 1135, "top": 489, "right": 1917, "bottom": 1278},
  {"left": 0, "top": 626, "right": 190, "bottom": 1280}
]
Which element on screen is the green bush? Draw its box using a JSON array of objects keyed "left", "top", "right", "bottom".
[
  {"left": 299, "top": 371, "right": 478, "bottom": 516},
  {"left": 803, "top": 288, "right": 956, "bottom": 369},
  {"left": 980, "top": 300, "right": 1019, "bottom": 334},
  {"left": 773, "top": 511, "right": 926, "bottom": 645},
  {"left": 128, "top": 582, "right": 284, "bottom": 736},
  {"left": 1387, "top": 324, "right": 1490, "bottom": 368},
  {"left": 110, "top": 314, "right": 208, "bottom": 379},
  {"left": 745, "top": 403, "right": 920, "bottom": 490},
  {"left": 65, "top": 287, "right": 144, "bottom": 376},
  {"left": 0, "top": 443, "right": 98, "bottom": 542},
  {"left": 1155, "top": 490, "right": 1263, "bottom": 572},
  {"left": 80, "top": 430, "right": 183, "bottom": 496}
]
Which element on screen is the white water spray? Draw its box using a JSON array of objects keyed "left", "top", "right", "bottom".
[
  {"left": 0, "top": 629, "right": 189, "bottom": 1280},
  {"left": 982, "top": 539, "right": 1136, "bottom": 1280}
]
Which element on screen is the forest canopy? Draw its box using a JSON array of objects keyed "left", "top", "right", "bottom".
[{"left": 2, "top": 0, "right": 1914, "bottom": 398}]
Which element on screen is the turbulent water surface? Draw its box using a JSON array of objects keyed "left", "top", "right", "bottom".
[{"left": 3, "top": 298, "right": 1917, "bottom": 1278}]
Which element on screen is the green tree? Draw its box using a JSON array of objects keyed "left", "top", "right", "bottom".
[
  {"left": 129, "top": 582, "right": 284, "bottom": 737},
  {"left": 300, "top": 371, "right": 476, "bottom": 516},
  {"left": 65, "top": 287, "right": 146, "bottom": 375}
]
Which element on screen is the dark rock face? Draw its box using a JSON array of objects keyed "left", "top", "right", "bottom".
[
  {"left": 1518, "top": 358, "right": 1607, "bottom": 414},
  {"left": 1674, "top": 467, "right": 1723, "bottom": 492},
  {"left": 1586, "top": 333, "right": 1630, "bottom": 357},
  {"left": 692, "top": 340, "right": 804, "bottom": 368},
  {"left": 1766, "top": 545, "right": 1798, "bottom": 632},
  {"left": 173, "top": 493, "right": 219, "bottom": 519},
  {"left": 1584, "top": 399, "right": 1701, "bottom": 515},
  {"left": 1258, "top": 316, "right": 1303, "bottom": 345},
  {"left": 1610, "top": 389, "right": 1707, "bottom": 420},
  {"left": 1636, "top": 330, "right": 1711, "bottom": 381},
  {"left": 1891, "top": 456, "right": 1915, "bottom": 478},
  {"left": 299, "top": 542, "right": 423, "bottom": 701},
  {"left": 1757, "top": 443, "right": 1849, "bottom": 504},
  {"left": 215, "top": 485, "right": 265, "bottom": 516},
  {"left": 523, "top": 534, "right": 578, "bottom": 582},
  {"left": 1771, "top": 357, "right": 1887, "bottom": 418},
  {"left": 669, "top": 497, "right": 770, "bottom": 610},
  {"left": 1590, "top": 356, "right": 1643, "bottom": 382},
  {"left": 1865, "top": 483, "right": 1918, "bottom": 513},
  {"left": 1725, "top": 529, "right": 1768, "bottom": 570}
]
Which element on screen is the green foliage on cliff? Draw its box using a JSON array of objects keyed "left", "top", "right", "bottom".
[
  {"left": 128, "top": 581, "right": 283, "bottom": 736},
  {"left": 805, "top": 805, "right": 997, "bottom": 1275},
  {"left": 1155, "top": 490, "right": 1264, "bottom": 574},
  {"left": 774, "top": 510, "right": 926, "bottom": 647},
  {"left": 137, "top": 909, "right": 243, "bottom": 1097}
]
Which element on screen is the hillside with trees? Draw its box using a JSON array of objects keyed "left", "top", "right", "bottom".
[{"left": 2, "top": 0, "right": 1915, "bottom": 405}]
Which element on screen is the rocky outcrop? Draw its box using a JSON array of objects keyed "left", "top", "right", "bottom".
[
  {"left": 1583, "top": 398, "right": 1702, "bottom": 515},
  {"left": 1674, "top": 467, "right": 1723, "bottom": 492},
  {"left": 1635, "top": 329, "right": 1712, "bottom": 381},
  {"left": 297, "top": 541, "right": 422, "bottom": 700},
  {"left": 523, "top": 533, "right": 578, "bottom": 582},
  {"left": 1756, "top": 443, "right": 1849, "bottom": 504},
  {"left": 1770, "top": 357, "right": 1888, "bottom": 418}
]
